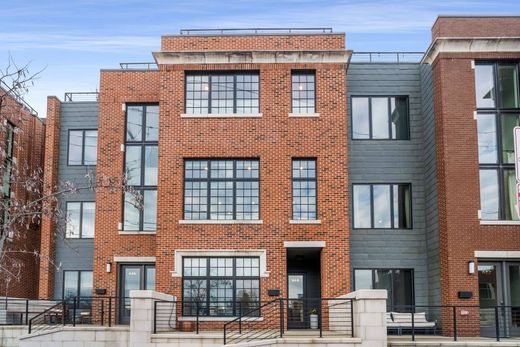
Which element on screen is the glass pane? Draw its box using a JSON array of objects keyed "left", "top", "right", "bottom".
[
  {"left": 145, "top": 105, "right": 159, "bottom": 141},
  {"left": 498, "top": 65, "right": 519, "bottom": 108},
  {"left": 124, "top": 192, "right": 140, "bottom": 230},
  {"left": 66, "top": 202, "right": 81, "bottom": 238},
  {"left": 478, "top": 265, "right": 498, "bottom": 307},
  {"left": 143, "top": 190, "right": 157, "bottom": 230},
  {"left": 477, "top": 114, "right": 498, "bottom": 163},
  {"left": 236, "top": 279, "right": 260, "bottom": 316},
  {"left": 125, "top": 146, "right": 142, "bottom": 186},
  {"left": 209, "top": 279, "right": 233, "bottom": 316},
  {"left": 393, "top": 270, "right": 413, "bottom": 309},
  {"left": 373, "top": 185, "right": 391, "bottom": 228},
  {"left": 126, "top": 106, "right": 143, "bottom": 141},
  {"left": 80, "top": 272, "right": 93, "bottom": 297},
  {"left": 374, "top": 270, "right": 393, "bottom": 309},
  {"left": 352, "top": 98, "right": 370, "bottom": 139},
  {"left": 508, "top": 265, "right": 520, "bottom": 329},
  {"left": 504, "top": 170, "right": 519, "bottom": 221},
  {"left": 68, "top": 131, "right": 83, "bottom": 165},
  {"left": 144, "top": 146, "right": 158, "bottom": 186},
  {"left": 83, "top": 130, "right": 98, "bottom": 165},
  {"left": 371, "top": 98, "right": 389, "bottom": 139},
  {"left": 63, "top": 271, "right": 79, "bottom": 299},
  {"left": 288, "top": 275, "right": 304, "bottom": 299},
  {"left": 475, "top": 65, "right": 496, "bottom": 108},
  {"left": 81, "top": 202, "right": 95, "bottom": 238},
  {"left": 354, "top": 270, "right": 373, "bottom": 290},
  {"left": 393, "top": 185, "right": 412, "bottom": 228},
  {"left": 353, "top": 185, "right": 371, "bottom": 228},
  {"left": 501, "top": 114, "right": 520, "bottom": 164},
  {"left": 123, "top": 267, "right": 141, "bottom": 301},
  {"left": 183, "top": 279, "right": 207, "bottom": 315},
  {"left": 390, "top": 97, "right": 409, "bottom": 140},
  {"left": 3, "top": 162, "right": 11, "bottom": 197},
  {"left": 146, "top": 267, "right": 156, "bottom": 290},
  {"left": 479, "top": 170, "right": 499, "bottom": 220}
]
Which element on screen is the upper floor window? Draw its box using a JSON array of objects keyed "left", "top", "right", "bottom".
[
  {"left": 2, "top": 122, "right": 14, "bottom": 198},
  {"left": 63, "top": 270, "right": 93, "bottom": 300},
  {"left": 68, "top": 130, "right": 98, "bottom": 165},
  {"left": 184, "top": 159, "right": 259, "bottom": 221},
  {"left": 185, "top": 72, "right": 259, "bottom": 115},
  {"left": 123, "top": 105, "right": 158, "bottom": 231},
  {"left": 352, "top": 183, "right": 412, "bottom": 229},
  {"left": 292, "top": 159, "right": 317, "bottom": 220},
  {"left": 351, "top": 96, "right": 409, "bottom": 140},
  {"left": 66, "top": 201, "right": 95, "bottom": 238},
  {"left": 476, "top": 62, "right": 520, "bottom": 221},
  {"left": 292, "top": 71, "right": 316, "bottom": 114}
]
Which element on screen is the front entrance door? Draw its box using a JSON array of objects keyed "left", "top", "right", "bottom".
[
  {"left": 506, "top": 263, "right": 520, "bottom": 335},
  {"left": 118, "top": 264, "right": 155, "bottom": 324},
  {"left": 288, "top": 273, "right": 307, "bottom": 329},
  {"left": 478, "top": 263, "right": 503, "bottom": 336}
]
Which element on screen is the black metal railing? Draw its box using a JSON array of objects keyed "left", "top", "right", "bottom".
[
  {"left": 63, "top": 92, "right": 99, "bottom": 102},
  {"left": 388, "top": 305, "right": 520, "bottom": 341},
  {"left": 28, "top": 301, "right": 66, "bottom": 334},
  {"left": 351, "top": 52, "right": 424, "bottom": 63},
  {"left": 0, "top": 298, "right": 59, "bottom": 326},
  {"left": 223, "top": 298, "right": 354, "bottom": 345},
  {"left": 179, "top": 28, "right": 333, "bottom": 35}
]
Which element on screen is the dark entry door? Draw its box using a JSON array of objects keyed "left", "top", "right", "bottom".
[
  {"left": 478, "top": 263, "right": 504, "bottom": 337},
  {"left": 288, "top": 273, "right": 307, "bottom": 329},
  {"left": 119, "top": 264, "right": 155, "bottom": 324}
]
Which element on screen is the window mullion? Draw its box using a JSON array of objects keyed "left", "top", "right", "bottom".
[
  {"left": 388, "top": 97, "right": 392, "bottom": 140},
  {"left": 208, "top": 76, "right": 212, "bottom": 114},
  {"left": 370, "top": 185, "right": 374, "bottom": 228},
  {"left": 79, "top": 202, "right": 83, "bottom": 238},
  {"left": 233, "top": 75, "right": 237, "bottom": 114},
  {"left": 368, "top": 98, "right": 373, "bottom": 139},
  {"left": 390, "top": 185, "right": 395, "bottom": 229}
]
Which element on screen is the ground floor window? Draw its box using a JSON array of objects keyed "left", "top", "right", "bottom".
[
  {"left": 63, "top": 270, "right": 93, "bottom": 300},
  {"left": 182, "top": 257, "right": 260, "bottom": 317},
  {"left": 354, "top": 268, "right": 414, "bottom": 311}
]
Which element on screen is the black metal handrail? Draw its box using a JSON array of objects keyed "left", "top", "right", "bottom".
[
  {"left": 0, "top": 298, "right": 59, "bottom": 326},
  {"left": 28, "top": 301, "right": 65, "bottom": 334},
  {"left": 179, "top": 28, "right": 333, "bottom": 35}
]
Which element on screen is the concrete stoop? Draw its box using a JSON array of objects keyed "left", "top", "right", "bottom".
[{"left": 225, "top": 336, "right": 363, "bottom": 347}]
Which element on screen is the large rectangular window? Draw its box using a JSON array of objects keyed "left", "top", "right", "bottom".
[
  {"left": 292, "top": 159, "right": 317, "bottom": 220},
  {"left": 354, "top": 268, "right": 414, "bottom": 311},
  {"left": 352, "top": 184, "right": 412, "bottom": 229},
  {"left": 184, "top": 159, "right": 259, "bottom": 220},
  {"left": 351, "top": 96, "right": 409, "bottom": 140},
  {"left": 2, "top": 122, "right": 14, "bottom": 228},
  {"left": 292, "top": 71, "right": 316, "bottom": 114},
  {"left": 476, "top": 62, "right": 520, "bottom": 220},
  {"left": 123, "top": 104, "right": 158, "bottom": 231},
  {"left": 68, "top": 130, "right": 98, "bottom": 165},
  {"left": 63, "top": 270, "right": 93, "bottom": 299},
  {"left": 182, "top": 257, "right": 260, "bottom": 317},
  {"left": 65, "top": 202, "right": 95, "bottom": 238},
  {"left": 185, "top": 72, "right": 260, "bottom": 115}
]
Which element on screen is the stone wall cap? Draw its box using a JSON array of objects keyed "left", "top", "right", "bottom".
[
  {"left": 129, "top": 290, "right": 175, "bottom": 301},
  {"left": 346, "top": 289, "right": 388, "bottom": 300}
]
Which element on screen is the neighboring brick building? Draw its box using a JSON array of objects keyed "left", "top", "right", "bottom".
[
  {"left": 38, "top": 17, "right": 520, "bottom": 337},
  {"left": 0, "top": 84, "right": 45, "bottom": 299}
]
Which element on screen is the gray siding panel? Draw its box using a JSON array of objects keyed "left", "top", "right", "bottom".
[
  {"left": 348, "top": 63, "right": 431, "bottom": 307},
  {"left": 54, "top": 102, "right": 98, "bottom": 299}
]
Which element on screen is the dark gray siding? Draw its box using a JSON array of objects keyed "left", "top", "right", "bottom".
[
  {"left": 347, "top": 63, "right": 431, "bottom": 306},
  {"left": 420, "top": 65, "right": 440, "bottom": 306},
  {"left": 54, "top": 102, "right": 98, "bottom": 299}
]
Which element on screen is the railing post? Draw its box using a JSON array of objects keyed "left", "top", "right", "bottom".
[
  {"left": 108, "top": 298, "right": 112, "bottom": 327},
  {"left": 153, "top": 301, "right": 157, "bottom": 334},
  {"left": 350, "top": 299, "right": 354, "bottom": 337},
  {"left": 101, "top": 299, "right": 105, "bottom": 326},
  {"left": 319, "top": 299, "right": 323, "bottom": 338},
  {"left": 238, "top": 302, "right": 242, "bottom": 334},
  {"left": 411, "top": 310, "right": 415, "bottom": 341},
  {"left": 196, "top": 302, "right": 199, "bottom": 335},
  {"left": 495, "top": 306, "right": 500, "bottom": 341},
  {"left": 452, "top": 306, "right": 457, "bottom": 342},
  {"left": 72, "top": 297, "right": 76, "bottom": 327},
  {"left": 62, "top": 300, "right": 66, "bottom": 326},
  {"left": 25, "top": 299, "right": 29, "bottom": 325},
  {"left": 280, "top": 299, "right": 284, "bottom": 338},
  {"left": 28, "top": 318, "right": 32, "bottom": 334}
]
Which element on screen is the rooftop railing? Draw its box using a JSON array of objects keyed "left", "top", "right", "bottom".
[
  {"left": 351, "top": 52, "right": 424, "bottom": 63},
  {"left": 63, "top": 92, "right": 99, "bottom": 102},
  {"left": 119, "top": 62, "right": 157, "bottom": 70},
  {"left": 179, "top": 28, "right": 334, "bottom": 35}
]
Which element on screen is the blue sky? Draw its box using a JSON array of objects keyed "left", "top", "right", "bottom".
[{"left": 2, "top": 0, "right": 520, "bottom": 116}]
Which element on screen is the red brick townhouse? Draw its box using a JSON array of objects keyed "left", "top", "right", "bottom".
[{"left": 36, "top": 16, "right": 520, "bottom": 337}]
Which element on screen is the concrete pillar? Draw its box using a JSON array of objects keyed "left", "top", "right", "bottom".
[
  {"left": 346, "top": 289, "right": 388, "bottom": 347},
  {"left": 129, "top": 290, "right": 174, "bottom": 347}
]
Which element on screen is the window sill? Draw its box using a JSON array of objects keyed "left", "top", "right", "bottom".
[
  {"left": 289, "top": 220, "right": 321, "bottom": 224},
  {"left": 118, "top": 230, "right": 156, "bottom": 235},
  {"left": 178, "top": 316, "right": 264, "bottom": 322},
  {"left": 181, "top": 113, "right": 262, "bottom": 118},
  {"left": 179, "top": 220, "right": 263, "bottom": 225},
  {"left": 288, "top": 113, "right": 320, "bottom": 118},
  {"left": 480, "top": 220, "right": 520, "bottom": 226}
]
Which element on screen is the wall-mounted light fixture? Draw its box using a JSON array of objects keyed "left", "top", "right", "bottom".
[
  {"left": 468, "top": 260, "right": 475, "bottom": 275},
  {"left": 106, "top": 259, "right": 112, "bottom": 273}
]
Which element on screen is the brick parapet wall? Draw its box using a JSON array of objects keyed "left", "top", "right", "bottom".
[{"left": 432, "top": 16, "right": 520, "bottom": 39}]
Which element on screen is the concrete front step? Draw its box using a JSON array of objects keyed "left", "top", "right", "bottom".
[{"left": 388, "top": 337, "right": 520, "bottom": 347}]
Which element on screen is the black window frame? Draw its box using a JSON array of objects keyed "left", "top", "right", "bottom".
[
  {"left": 62, "top": 270, "right": 93, "bottom": 300},
  {"left": 352, "top": 183, "right": 413, "bottom": 229},
  {"left": 353, "top": 268, "right": 415, "bottom": 311},
  {"left": 2, "top": 122, "right": 15, "bottom": 229},
  {"left": 183, "top": 158, "right": 260, "bottom": 221},
  {"left": 65, "top": 201, "right": 96, "bottom": 239},
  {"left": 291, "top": 70, "right": 316, "bottom": 114},
  {"left": 67, "top": 129, "right": 98, "bottom": 166},
  {"left": 291, "top": 158, "right": 318, "bottom": 220},
  {"left": 350, "top": 95, "right": 410, "bottom": 140},
  {"left": 181, "top": 256, "right": 261, "bottom": 317},
  {"left": 122, "top": 103, "right": 159, "bottom": 231},
  {"left": 476, "top": 61, "right": 520, "bottom": 221},
  {"left": 184, "top": 71, "right": 260, "bottom": 115}
]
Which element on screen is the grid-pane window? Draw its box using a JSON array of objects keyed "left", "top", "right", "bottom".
[
  {"left": 351, "top": 96, "right": 409, "bottom": 140},
  {"left": 65, "top": 202, "right": 95, "bottom": 238},
  {"left": 123, "top": 105, "right": 158, "bottom": 230},
  {"left": 1, "top": 123, "right": 14, "bottom": 229},
  {"left": 185, "top": 73, "right": 259, "bottom": 115},
  {"left": 68, "top": 130, "right": 98, "bottom": 165},
  {"left": 292, "top": 159, "right": 317, "bottom": 220},
  {"left": 476, "top": 62, "right": 520, "bottom": 220},
  {"left": 352, "top": 184, "right": 412, "bottom": 229},
  {"left": 182, "top": 257, "right": 260, "bottom": 317},
  {"left": 184, "top": 159, "right": 259, "bottom": 220},
  {"left": 63, "top": 270, "right": 93, "bottom": 299},
  {"left": 292, "top": 71, "right": 316, "bottom": 114}
]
